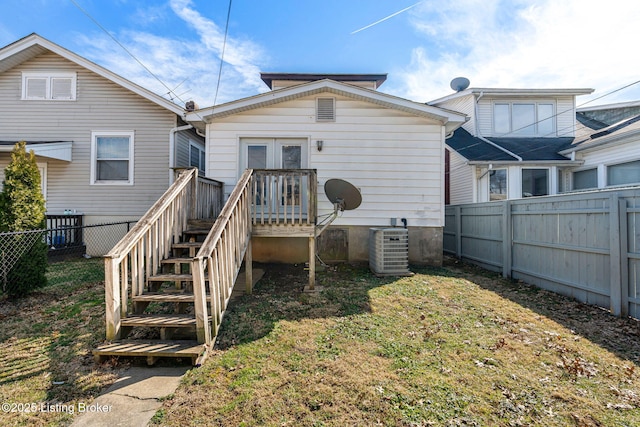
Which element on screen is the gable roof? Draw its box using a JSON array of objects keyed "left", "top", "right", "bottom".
[
  {"left": 0, "top": 33, "right": 185, "bottom": 115},
  {"left": 187, "top": 79, "right": 467, "bottom": 133},
  {"left": 446, "top": 128, "right": 576, "bottom": 163}
]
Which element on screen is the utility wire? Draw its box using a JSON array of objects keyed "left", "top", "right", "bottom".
[
  {"left": 70, "top": 0, "right": 183, "bottom": 105},
  {"left": 212, "top": 0, "right": 233, "bottom": 108}
]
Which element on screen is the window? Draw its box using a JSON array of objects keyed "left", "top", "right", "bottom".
[
  {"left": 493, "top": 102, "right": 555, "bottom": 136},
  {"left": 316, "top": 98, "right": 335, "bottom": 121},
  {"left": 573, "top": 168, "right": 598, "bottom": 190},
  {"left": 489, "top": 169, "right": 507, "bottom": 201},
  {"left": 522, "top": 169, "right": 548, "bottom": 197},
  {"left": 22, "top": 72, "right": 76, "bottom": 100},
  {"left": 607, "top": 160, "right": 640, "bottom": 186},
  {"left": 189, "top": 142, "right": 206, "bottom": 173},
  {"left": 91, "top": 132, "right": 134, "bottom": 185}
]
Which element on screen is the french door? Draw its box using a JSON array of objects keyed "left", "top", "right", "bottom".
[{"left": 241, "top": 138, "right": 308, "bottom": 218}]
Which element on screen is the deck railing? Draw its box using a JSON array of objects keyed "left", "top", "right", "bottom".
[
  {"left": 191, "top": 169, "right": 254, "bottom": 344},
  {"left": 251, "top": 169, "right": 317, "bottom": 226},
  {"left": 103, "top": 168, "right": 223, "bottom": 340}
]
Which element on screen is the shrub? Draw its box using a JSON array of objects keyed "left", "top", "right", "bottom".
[{"left": 0, "top": 141, "right": 47, "bottom": 297}]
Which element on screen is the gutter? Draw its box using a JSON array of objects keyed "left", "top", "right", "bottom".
[
  {"left": 474, "top": 92, "right": 523, "bottom": 161},
  {"left": 169, "top": 124, "right": 194, "bottom": 184}
]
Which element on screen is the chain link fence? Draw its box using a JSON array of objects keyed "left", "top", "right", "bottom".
[{"left": 0, "top": 220, "right": 137, "bottom": 293}]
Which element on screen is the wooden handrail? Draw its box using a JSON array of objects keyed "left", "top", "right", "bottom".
[
  {"left": 191, "top": 169, "right": 253, "bottom": 344},
  {"left": 103, "top": 167, "right": 224, "bottom": 340},
  {"left": 106, "top": 168, "right": 198, "bottom": 262}
]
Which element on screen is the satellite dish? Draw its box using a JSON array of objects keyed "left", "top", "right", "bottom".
[
  {"left": 450, "top": 77, "right": 470, "bottom": 92},
  {"left": 324, "top": 179, "right": 362, "bottom": 211}
]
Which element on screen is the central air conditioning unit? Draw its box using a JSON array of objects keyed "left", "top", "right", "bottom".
[{"left": 369, "top": 228, "right": 412, "bottom": 277}]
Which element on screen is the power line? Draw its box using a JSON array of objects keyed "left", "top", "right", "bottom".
[
  {"left": 212, "top": 0, "right": 233, "bottom": 108},
  {"left": 70, "top": 0, "right": 184, "bottom": 106}
]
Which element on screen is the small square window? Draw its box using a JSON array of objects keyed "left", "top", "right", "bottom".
[{"left": 91, "top": 132, "right": 134, "bottom": 185}]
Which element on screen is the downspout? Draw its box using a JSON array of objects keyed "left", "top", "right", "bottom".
[
  {"left": 475, "top": 92, "right": 523, "bottom": 161},
  {"left": 169, "top": 124, "right": 194, "bottom": 184}
]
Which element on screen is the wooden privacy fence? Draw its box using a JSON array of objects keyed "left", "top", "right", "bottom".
[
  {"left": 444, "top": 187, "right": 640, "bottom": 318},
  {"left": 103, "top": 168, "right": 223, "bottom": 340}
]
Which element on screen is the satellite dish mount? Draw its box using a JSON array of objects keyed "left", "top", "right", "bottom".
[{"left": 315, "top": 179, "right": 362, "bottom": 238}]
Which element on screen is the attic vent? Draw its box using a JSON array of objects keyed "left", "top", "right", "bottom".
[{"left": 316, "top": 98, "right": 335, "bottom": 121}]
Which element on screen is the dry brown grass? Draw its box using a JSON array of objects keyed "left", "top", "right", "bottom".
[
  {"left": 154, "top": 259, "right": 640, "bottom": 426},
  {"left": 0, "top": 258, "right": 123, "bottom": 427}
]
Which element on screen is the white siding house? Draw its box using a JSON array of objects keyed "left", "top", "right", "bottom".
[
  {"left": 430, "top": 87, "right": 594, "bottom": 204},
  {"left": 187, "top": 75, "right": 466, "bottom": 265},
  {"left": 0, "top": 34, "right": 204, "bottom": 237}
]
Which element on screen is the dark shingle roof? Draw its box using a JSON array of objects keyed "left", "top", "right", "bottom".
[
  {"left": 486, "top": 136, "right": 575, "bottom": 161},
  {"left": 446, "top": 128, "right": 574, "bottom": 162},
  {"left": 446, "top": 128, "right": 515, "bottom": 161}
]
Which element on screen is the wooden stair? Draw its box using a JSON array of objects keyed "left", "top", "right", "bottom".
[{"left": 94, "top": 220, "right": 261, "bottom": 366}]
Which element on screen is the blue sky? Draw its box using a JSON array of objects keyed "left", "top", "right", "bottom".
[{"left": 2, "top": 0, "right": 640, "bottom": 108}]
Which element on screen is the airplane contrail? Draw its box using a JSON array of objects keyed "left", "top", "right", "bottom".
[{"left": 351, "top": 1, "right": 426, "bottom": 35}]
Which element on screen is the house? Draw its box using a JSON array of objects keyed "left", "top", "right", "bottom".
[
  {"left": 558, "top": 102, "right": 640, "bottom": 191},
  {"left": 185, "top": 73, "right": 467, "bottom": 266},
  {"left": 429, "top": 84, "right": 594, "bottom": 204},
  {"left": 0, "top": 33, "right": 205, "bottom": 253}
]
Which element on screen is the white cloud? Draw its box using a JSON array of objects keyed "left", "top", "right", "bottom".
[
  {"left": 395, "top": 0, "right": 640, "bottom": 105},
  {"left": 77, "top": 0, "right": 267, "bottom": 107}
]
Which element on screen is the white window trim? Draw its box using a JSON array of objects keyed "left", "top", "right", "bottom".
[
  {"left": 22, "top": 71, "right": 77, "bottom": 101},
  {"left": 189, "top": 140, "right": 205, "bottom": 173},
  {"left": 492, "top": 101, "right": 556, "bottom": 136},
  {"left": 605, "top": 157, "right": 640, "bottom": 188},
  {"left": 37, "top": 162, "right": 47, "bottom": 206},
  {"left": 488, "top": 168, "right": 508, "bottom": 201},
  {"left": 571, "top": 167, "right": 599, "bottom": 191},
  {"left": 90, "top": 131, "right": 135, "bottom": 185},
  {"left": 521, "top": 167, "right": 550, "bottom": 197}
]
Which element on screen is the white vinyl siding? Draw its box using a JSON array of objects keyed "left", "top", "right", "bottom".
[
  {"left": 447, "top": 148, "right": 474, "bottom": 204},
  {"left": 206, "top": 93, "right": 445, "bottom": 227},
  {"left": 0, "top": 52, "right": 177, "bottom": 217},
  {"left": 22, "top": 71, "right": 76, "bottom": 100}
]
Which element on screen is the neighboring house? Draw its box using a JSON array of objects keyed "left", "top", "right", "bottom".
[
  {"left": 0, "top": 34, "right": 204, "bottom": 249},
  {"left": 186, "top": 73, "right": 467, "bottom": 265},
  {"left": 559, "top": 102, "right": 640, "bottom": 191},
  {"left": 430, "top": 86, "right": 594, "bottom": 204}
]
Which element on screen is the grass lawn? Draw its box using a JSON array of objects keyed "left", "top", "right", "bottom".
[
  {"left": 0, "top": 258, "right": 122, "bottom": 427},
  {"left": 153, "top": 259, "right": 640, "bottom": 427},
  {"left": 1, "top": 257, "right": 639, "bottom": 426}
]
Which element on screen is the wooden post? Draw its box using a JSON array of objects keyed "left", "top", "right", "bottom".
[
  {"left": 455, "top": 205, "right": 462, "bottom": 258},
  {"left": 306, "top": 235, "right": 316, "bottom": 292},
  {"left": 105, "top": 257, "right": 121, "bottom": 340},
  {"left": 502, "top": 200, "right": 512, "bottom": 278},
  {"left": 610, "top": 194, "right": 622, "bottom": 317},
  {"left": 192, "top": 257, "right": 211, "bottom": 345},
  {"left": 619, "top": 198, "right": 629, "bottom": 317},
  {"left": 245, "top": 237, "right": 253, "bottom": 294}
]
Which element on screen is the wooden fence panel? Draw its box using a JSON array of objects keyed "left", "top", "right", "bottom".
[{"left": 445, "top": 186, "right": 640, "bottom": 319}]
